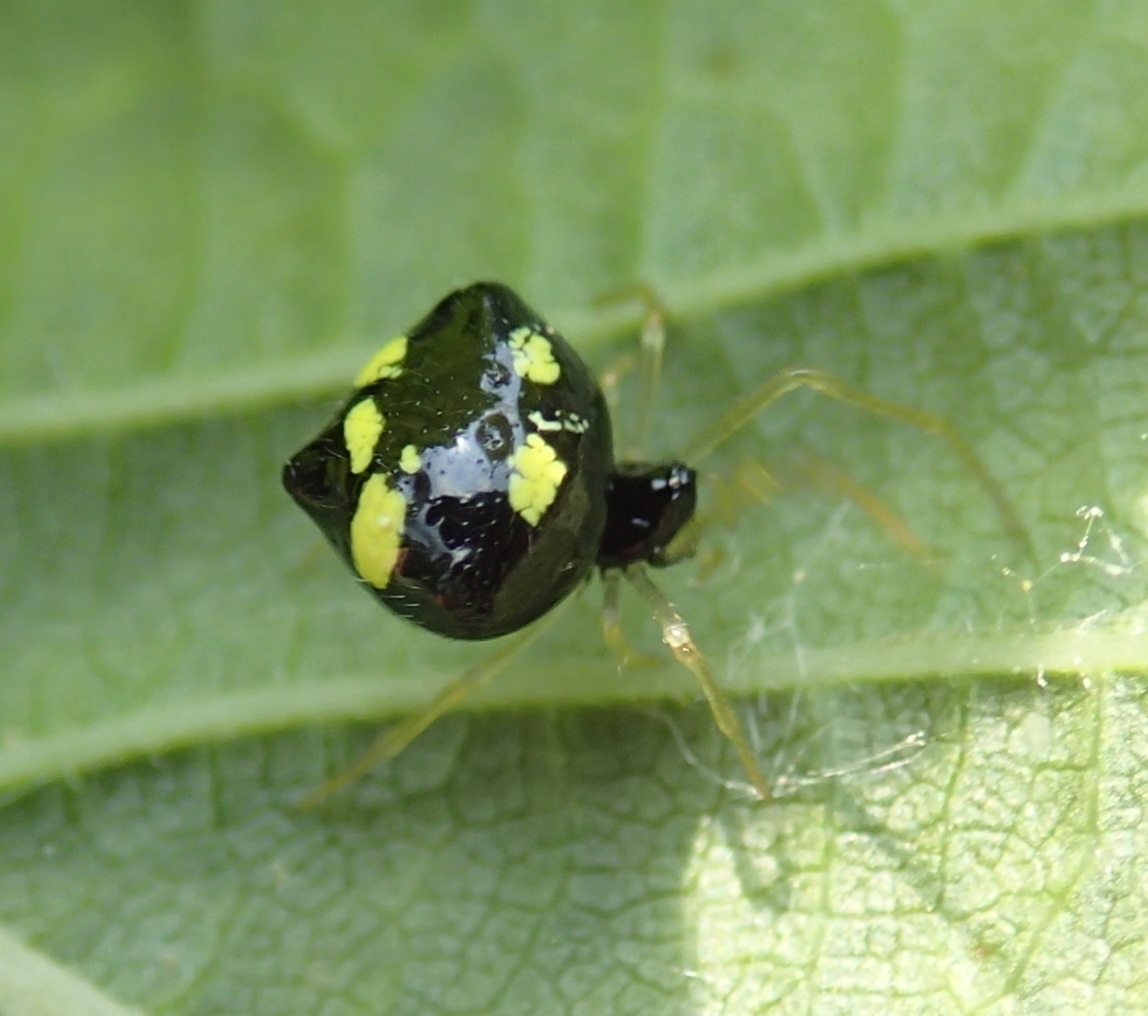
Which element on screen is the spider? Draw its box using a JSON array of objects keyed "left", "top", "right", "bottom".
[{"left": 283, "top": 281, "right": 1027, "bottom": 803}]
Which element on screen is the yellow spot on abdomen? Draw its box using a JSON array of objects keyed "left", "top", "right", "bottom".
[
  {"left": 350, "top": 474, "right": 407, "bottom": 588},
  {"left": 507, "top": 433, "right": 568, "bottom": 526},
  {"left": 343, "top": 398, "right": 385, "bottom": 474},
  {"left": 399, "top": 444, "right": 421, "bottom": 474},
  {"left": 508, "top": 327, "right": 560, "bottom": 385},
  {"left": 354, "top": 335, "right": 409, "bottom": 387}
]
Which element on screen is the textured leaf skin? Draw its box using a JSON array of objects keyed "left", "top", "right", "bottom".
[{"left": 2, "top": 3, "right": 1148, "bottom": 1014}]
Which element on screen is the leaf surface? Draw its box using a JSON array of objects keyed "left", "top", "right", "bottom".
[{"left": 2, "top": 3, "right": 1148, "bottom": 1013}]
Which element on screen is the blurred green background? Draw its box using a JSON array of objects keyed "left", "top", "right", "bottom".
[{"left": 2, "top": 2, "right": 1148, "bottom": 1013}]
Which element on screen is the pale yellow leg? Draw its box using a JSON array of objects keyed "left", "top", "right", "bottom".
[
  {"left": 624, "top": 563, "right": 770, "bottom": 801},
  {"left": 598, "top": 350, "right": 640, "bottom": 416},
  {"left": 296, "top": 606, "right": 565, "bottom": 809},
  {"left": 600, "top": 569, "right": 662, "bottom": 668},
  {"left": 739, "top": 454, "right": 938, "bottom": 565},
  {"left": 681, "top": 366, "right": 1034, "bottom": 561},
  {"left": 594, "top": 283, "right": 668, "bottom": 460},
  {"left": 692, "top": 454, "right": 938, "bottom": 580}
]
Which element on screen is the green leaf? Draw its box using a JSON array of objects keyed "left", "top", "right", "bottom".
[{"left": 3, "top": 2, "right": 1148, "bottom": 1013}]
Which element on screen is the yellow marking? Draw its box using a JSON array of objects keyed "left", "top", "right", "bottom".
[
  {"left": 350, "top": 474, "right": 407, "bottom": 589},
  {"left": 527, "top": 410, "right": 563, "bottom": 432},
  {"left": 507, "top": 433, "right": 568, "bottom": 526},
  {"left": 354, "top": 335, "right": 409, "bottom": 387},
  {"left": 343, "top": 398, "right": 385, "bottom": 474},
  {"left": 399, "top": 444, "right": 421, "bottom": 474},
  {"left": 508, "top": 327, "right": 560, "bottom": 385},
  {"left": 528, "top": 409, "right": 589, "bottom": 434}
]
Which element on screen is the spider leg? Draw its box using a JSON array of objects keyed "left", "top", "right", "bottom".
[
  {"left": 743, "top": 453, "right": 939, "bottom": 565},
  {"left": 601, "top": 569, "right": 662, "bottom": 668},
  {"left": 598, "top": 350, "right": 641, "bottom": 415},
  {"left": 680, "top": 366, "right": 1034, "bottom": 561},
  {"left": 296, "top": 606, "right": 565, "bottom": 809},
  {"left": 594, "top": 283, "right": 667, "bottom": 460},
  {"left": 624, "top": 563, "right": 770, "bottom": 801}
]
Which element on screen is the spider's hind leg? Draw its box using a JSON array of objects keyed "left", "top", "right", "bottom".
[{"left": 296, "top": 609, "right": 564, "bottom": 809}]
